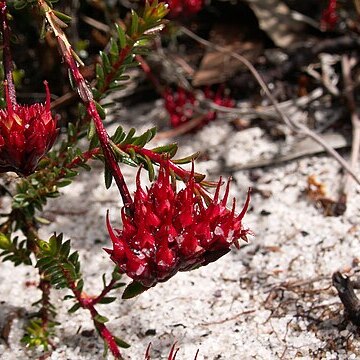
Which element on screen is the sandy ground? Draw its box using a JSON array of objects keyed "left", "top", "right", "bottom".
[{"left": 1, "top": 99, "right": 360, "bottom": 360}]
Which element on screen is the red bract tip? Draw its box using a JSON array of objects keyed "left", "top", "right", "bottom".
[
  {"left": 0, "top": 81, "right": 58, "bottom": 176},
  {"left": 105, "top": 164, "right": 251, "bottom": 287}
]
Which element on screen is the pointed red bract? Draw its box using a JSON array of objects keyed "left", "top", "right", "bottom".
[
  {"left": 0, "top": 81, "right": 58, "bottom": 176},
  {"left": 106, "top": 165, "right": 251, "bottom": 287}
]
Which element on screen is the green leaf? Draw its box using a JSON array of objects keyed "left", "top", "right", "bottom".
[
  {"left": 151, "top": 143, "right": 178, "bottom": 158},
  {"left": 68, "top": 251, "right": 79, "bottom": 264},
  {"left": 122, "top": 281, "right": 149, "bottom": 299},
  {"left": 108, "top": 82, "right": 125, "bottom": 91},
  {"left": 104, "top": 167, "right": 113, "bottom": 189},
  {"left": 102, "top": 273, "right": 107, "bottom": 288},
  {"left": 0, "top": 233, "right": 11, "bottom": 250},
  {"left": 49, "top": 234, "right": 61, "bottom": 255},
  {"left": 79, "top": 163, "right": 91, "bottom": 171},
  {"left": 116, "top": 23, "right": 126, "bottom": 49},
  {"left": 109, "top": 38, "right": 119, "bottom": 60},
  {"left": 14, "top": 0, "right": 27, "bottom": 9},
  {"left": 100, "top": 51, "right": 111, "bottom": 73},
  {"left": 112, "top": 267, "right": 122, "bottom": 281},
  {"left": 111, "top": 126, "right": 125, "bottom": 144},
  {"left": 57, "top": 179, "right": 72, "bottom": 188},
  {"left": 89, "top": 132, "right": 99, "bottom": 150},
  {"left": 68, "top": 302, "right": 81, "bottom": 313},
  {"left": 53, "top": 10, "right": 72, "bottom": 24},
  {"left": 98, "top": 296, "right": 116, "bottom": 304},
  {"left": 122, "top": 128, "right": 136, "bottom": 144},
  {"left": 87, "top": 119, "right": 96, "bottom": 141},
  {"left": 64, "top": 169, "right": 78, "bottom": 178},
  {"left": 114, "top": 336, "right": 131, "bottom": 349},
  {"left": 130, "top": 10, "right": 139, "bottom": 36},
  {"left": 95, "top": 101, "right": 106, "bottom": 120},
  {"left": 112, "top": 282, "right": 127, "bottom": 290},
  {"left": 36, "top": 256, "right": 54, "bottom": 268},
  {"left": 172, "top": 151, "right": 200, "bottom": 164},
  {"left": 132, "top": 128, "right": 156, "bottom": 147},
  {"left": 94, "top": 314, "right": 109, "bottom": 324},
  {"left": 67, "top": 122, "right": 76, "bottom": 138},
  {"left": 75, "top": 279, "right": 84, "bottom": 292},
  {"left": 50, "top": 272, "right": 66, "bottom": 284},
  {"left": 144, "top": 155, "right": 155, "bottom": 181},
  {"left": 60, "top": 240, "right": 71, "bottom": 258},
  {"left": 96, "top": 63, "right": 105, "bottom": 89}
]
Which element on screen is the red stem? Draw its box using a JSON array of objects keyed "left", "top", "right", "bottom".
[
  {"left": 87, "top": 306, "right": 121, "bottom": 359},
  {"left": 58, "top": 37, "right": 133, "bottom": 207},
  {"left": 39, "top": 278, "right": 51, "bottom": 330},
  {"left": 0, "top": 1, "right": 16, "bottom": 105},
  {"left": 91, "top": 278, "right": 117, "bottom": 305},
  {"left": 63, "top": 271, "right": 122, "bottom": 359},
  {"left": 136, "top": 55, "right": 164, "bottom": 95},
  {"left": 123, "top": 145, "right": 193, "bottom": 180},
  {"left": 98, "top": 46, "right": 131, "bottom": 95},
  {"left": 60, "top": 143, "right": 200, "bottom": 192}
]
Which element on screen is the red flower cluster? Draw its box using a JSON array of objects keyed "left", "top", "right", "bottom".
[
  {"left": 164, "top": 86, "right": 235, "bottom": 128},
  {"left": 106, "top": 165, "right": 250, "bottom": 288},
  {"left": 0, "top": 81, "right": 57, "bottom": 176},
  {"left": 321, "top": 0, "right": 338, "bottom": 30},
  {"left": 165, "top": 0, "right": 203, "bottom": 18}
]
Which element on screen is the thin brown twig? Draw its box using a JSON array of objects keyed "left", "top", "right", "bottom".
[
  {"left": 155, "top": 115, "right": 206, "bottom": 140},
  {"left": 341, "top": 55, "right": 360, "bottom": 195},
  {"left": 200, "top": 309, "right": 256, "bottom": 326},
  {"left": 180, "top": 26, "right": 360, "bottom": 186}
]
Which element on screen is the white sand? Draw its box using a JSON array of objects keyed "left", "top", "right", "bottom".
[{"left": 1, "top": 102, "right": 360, "bottom": 359}]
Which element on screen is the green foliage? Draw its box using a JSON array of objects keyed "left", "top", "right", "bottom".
[
  {"left": 92, "top": 1, "right": 168, "bottom": 102},
  {"left": 12, "top": 165, "right": 76, "bottom": 218},
  {"left": 36, "top": 234, "right": 81, "bottom": 290},
  {"left": 13, "top": 0, "right": 61, "bottom": 11},
  {"left": 21, "top": 318, "right": 57, "bottom": 351},
  {"left": 122, "top": 281, "right": 149, "bottom": 299},
  {"left": 0, "top": 235, "right": 32, "bottom": 266},
  {"left": 114, "top": 336, "right": 131, "bottom": 349}
]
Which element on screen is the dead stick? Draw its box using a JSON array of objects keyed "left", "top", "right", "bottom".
[
  {"left": 333, "top": 272, "right": 360, "bottom": 325},
  {"left": 341, "top": 55, "right": 360, "bottom": 196}
]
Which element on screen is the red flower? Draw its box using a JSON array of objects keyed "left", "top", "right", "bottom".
[
  {"left": 165, "top": 0, "right": 203, "bottom": 18},
  {"left": 321, "top": 0, "right": 338, "bottom": 31},
  {"left": 105, "top": 164, "right": 251, "bottom": 288},
  {"left": 0, "top": 81, "right": 58, "bottom": 176},
  {"left": 164, "top": 86, "right": 235, "bottom": 128}
]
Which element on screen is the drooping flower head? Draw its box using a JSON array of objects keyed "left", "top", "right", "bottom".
[
  {"left": 105, "top": 164, "right": 251, "bottom": 288},
  {"left": 0, "top": 81, "right": 58, "bottom": 176}
]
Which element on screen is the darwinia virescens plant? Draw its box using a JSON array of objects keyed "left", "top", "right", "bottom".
[{"left": 0, "top": 1, "right": 251, "bottom": 359}]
